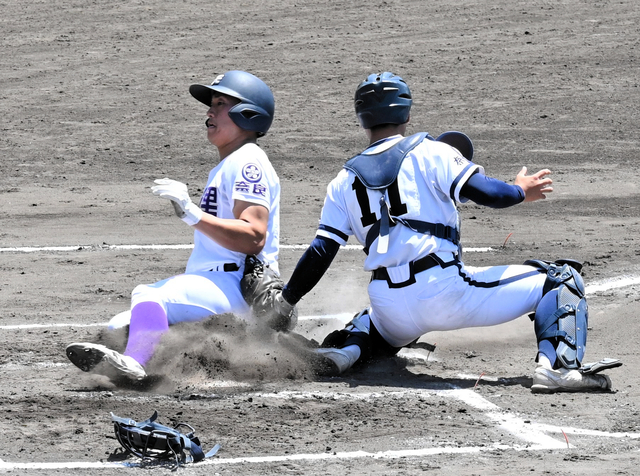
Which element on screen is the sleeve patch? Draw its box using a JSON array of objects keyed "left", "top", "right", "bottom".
[
  {"left": 252, "top": 183, "right": 267, "bottom": 197},
  {"left": 235, "top": 181, "right": 251, "bottom": 193},
  {"left": 242, "top": 163, "right": 263, "bottom": 183}
]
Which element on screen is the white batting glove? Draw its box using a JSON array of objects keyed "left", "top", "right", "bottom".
[{"left": 151, "top": 178, "right": 203, "bottom": 226}]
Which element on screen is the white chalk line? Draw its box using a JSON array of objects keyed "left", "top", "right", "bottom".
[
  {"left": 0, "top": 322, "right": 107, "bottom": 330},
  {"left": 1, "top": 242, "right": 635, "bottom": 294},
  {"left": 2, "top": 385, "right": 638, "bottom": 470},
  {"left": 0, "top": 244, "right": 637, "bottom": 469},
  {"left": 1, "top": 270, "right": 637, "bottom": 331},
  {"left": 0, "top": 243, "right": 492, "bottom": 253},
  {"left": 0, "top": 316, "right": 356, "bottom": 330},
  {"left": 0, "top": 446, "right": 508, "bottom": 470},
  {"left": 0, "top": 320, "right": 636, "bottom": 468},
  {"left": 1, "top": 241, "right": 635, "bottom": 292},
  {"left": 247, "top": 387, "right": 640, "bottom": 445},
  {"left": 585, "top": 275, "right": 640, "bottom": 293}
]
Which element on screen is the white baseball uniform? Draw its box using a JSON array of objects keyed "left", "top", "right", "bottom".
[
  {"left": 128, "top": 142, "right": 280, "bottom": 326},
  {"left": 316, "top": 134, "right": 547, "bottom": 347}
]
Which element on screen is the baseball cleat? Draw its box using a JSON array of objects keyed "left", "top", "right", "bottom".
[
  {"left": 66, "top": 342, "right": 147, "bottom": 381},
  {"left": 311, "top": 348, "right": 356, "bottom": 377},
  {"left": 531, "top": 365, "right": 611, "bottom": 394}
]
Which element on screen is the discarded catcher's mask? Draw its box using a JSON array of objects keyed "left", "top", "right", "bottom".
[{"left": 110, "top": 411, "right": 220, "bottom": 467}]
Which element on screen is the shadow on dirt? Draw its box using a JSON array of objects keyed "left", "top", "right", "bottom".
[{"left": 319, "top": 356, "right": 533, "bottom": 391}]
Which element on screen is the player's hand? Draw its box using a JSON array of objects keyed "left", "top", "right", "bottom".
[
  {"left": 266, "top": 290, "right": 298, "bottom": 332},
  {"left": 515, "top": 167, "right": 553, "bottom": 202},
  {"left": 151, "top": 178, "right": 203, "bottom": 226},
  {"left": 274, "top": 291, "right": 297, "bottom": 320}
]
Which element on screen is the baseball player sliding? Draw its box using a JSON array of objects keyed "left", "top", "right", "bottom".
[
  {"left": 267, "top": 72, "right": 620, "bottom": 393},
  {"left": 65, "top": 70, "right": 295, "bottom": 382}
]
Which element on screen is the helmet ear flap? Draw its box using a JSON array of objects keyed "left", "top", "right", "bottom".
[{"left": 228, "top": 103, "right": 272, "bottom": 136}]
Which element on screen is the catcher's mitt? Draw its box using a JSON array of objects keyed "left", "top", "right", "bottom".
[
  {"left": 111, "top": 411, "right": 220, "bottom": 467},
  {"left": 240, "top": 255, "right": 298, "bottom": 332}
]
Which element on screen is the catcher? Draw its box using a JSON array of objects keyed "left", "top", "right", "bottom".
[
  {"left": 66, "top": 71, "right": 297, "bottom": 382},
  {"left": 256, "top": 72, "right": 620, "bottom": 393}
]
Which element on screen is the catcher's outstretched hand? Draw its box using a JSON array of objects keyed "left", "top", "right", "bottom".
[
  {"left": 515, "top": 167, "right": 553, "bottom": 202},
  {"left": 241, "top": 255, "right": 298, "bottom": 332},
  {"left": 151, "top": 178, "right": 203, "bottom": 226}
]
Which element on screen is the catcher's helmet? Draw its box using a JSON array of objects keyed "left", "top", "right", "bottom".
[
  {"left": 354, "top": 72, "right": 412, "bottom": 129},
  {"left": 190, "top": 70, "right": 275, "bottom": 136}
]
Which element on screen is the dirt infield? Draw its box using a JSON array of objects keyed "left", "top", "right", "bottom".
[{"left": 2, "top": 0, "right": 640, "bottom": 474}]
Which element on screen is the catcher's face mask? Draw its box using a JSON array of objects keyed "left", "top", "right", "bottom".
[{"left": 111, "top": 411, "right": 220, "bottom": 467}]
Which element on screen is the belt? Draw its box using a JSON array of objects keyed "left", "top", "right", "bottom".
[
  {"left": 371, "top": 254, "right": 441, "bottom": 288},
  {"left": 209, "top": 263, "right": 240, "bottom": 272}
]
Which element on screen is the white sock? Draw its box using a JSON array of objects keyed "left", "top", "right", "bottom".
[
  {"left": 341, "top": 344, "right": 362, "bottom": 364},
  {"left": 538, "top": 355, "right": 553, "bottom": 370}
]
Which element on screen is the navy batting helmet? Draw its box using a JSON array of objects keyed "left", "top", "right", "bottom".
[
  {"left": 354, "top": 72, "right": 412, "bottom": 129},
  {"left": 189, "top": 70, "right": 275, "bottom": 136}
]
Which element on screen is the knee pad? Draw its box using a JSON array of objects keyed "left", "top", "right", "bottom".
[
  {"left": 531, "top": 261, "right": 588, "bottom": 369},
  {"left": 524, "top": 258, "right": 584, "bottom": 293}
]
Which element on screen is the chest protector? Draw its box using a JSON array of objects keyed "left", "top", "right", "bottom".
[{"left": 344, "top": 132, "right": 459, "bottom": 254}]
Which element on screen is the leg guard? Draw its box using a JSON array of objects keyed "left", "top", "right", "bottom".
[{"left": 528, "top": 260, "right": 588, "bottom": 369}]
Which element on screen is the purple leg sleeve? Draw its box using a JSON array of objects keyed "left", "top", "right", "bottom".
[{"left": 123, "top": 301, "right": 169, "bottom": 366}]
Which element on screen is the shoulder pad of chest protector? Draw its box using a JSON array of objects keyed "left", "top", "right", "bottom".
[{"left": 343, "top": 132, "right": 429, "bottom": 190}]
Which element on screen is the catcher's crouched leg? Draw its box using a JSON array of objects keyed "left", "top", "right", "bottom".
[
  {"left": 313, "top": 309, "right": 402, "bottom": 376},
  {"left": 240, "top": 255, "right": 298, "bottom": 332},
  {"left": 526, "top": 259, "right": 622, "bottom": 393}
]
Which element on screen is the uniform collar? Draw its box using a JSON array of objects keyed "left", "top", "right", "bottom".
[{"left": 365, "top": 134, "right": 404, "bottom": 154}]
